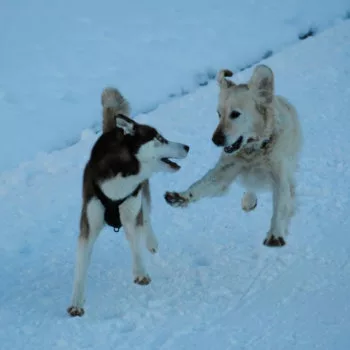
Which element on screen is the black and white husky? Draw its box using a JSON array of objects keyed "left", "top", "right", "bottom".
[{"left": 67, "top": 88, "right": 189, "bottom": 317}]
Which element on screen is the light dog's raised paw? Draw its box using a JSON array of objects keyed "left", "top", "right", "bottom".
[
  {"left": 67, "top": 306, "right": 85, "bottom": 317},
  {"left": 241, "top": 192, "right": 258, "bottom": 212},
  {"left": 164, "top": 191, "right": 189, "bottom": 208}
]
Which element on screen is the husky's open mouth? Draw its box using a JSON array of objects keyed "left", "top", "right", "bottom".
[
  {"left": 161, "top": 158, "right": 181, "bottom": 170},
  {"left": 224, "top": 136, "right": 243, "bottom": 154}
]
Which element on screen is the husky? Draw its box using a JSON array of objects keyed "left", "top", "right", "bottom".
[
  {"left": 165, "top": 64, "right": 302, "bottom": 247},
  {"left": 67, "top": 87, "right": 190, "bottom": 317}
]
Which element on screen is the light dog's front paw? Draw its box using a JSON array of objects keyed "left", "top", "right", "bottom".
[
  {"left": 134, "top": 275, "right": 152, "bottom": 285},
  {"left": 67, "top": 306, "right": 85, "bottom": 317},
  {"left": 263, "top": 234, "right": 286, "bottom": 247},
  {"left": 164, "top": 191, "right": 190, "bottom": 208}
]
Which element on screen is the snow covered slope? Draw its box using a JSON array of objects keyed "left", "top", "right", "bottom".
[
  {"left": 0, "top": 0, "right": 349, "bottom": 171},
  {"left": 1, "top": 16, "right": 350, "bottom": 350}
]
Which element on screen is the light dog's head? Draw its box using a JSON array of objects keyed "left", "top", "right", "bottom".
[
  {"left": 212, "top": 65, "right": 275, "bottom": 154},
  {"left": 115, "top": 115, "right": 190, "bottom": 173}
]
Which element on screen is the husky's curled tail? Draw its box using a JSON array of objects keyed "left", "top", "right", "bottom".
[{"left": 101, "top": 87, "right": 131, "bottom": 133}]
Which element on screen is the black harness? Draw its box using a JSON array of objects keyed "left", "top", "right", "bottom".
[{"left": 93, "top": 182, "right": 142, "bottom": 232}]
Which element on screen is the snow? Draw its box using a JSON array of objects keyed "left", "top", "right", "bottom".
[
  {"left": 1, "top": 3, "right": 350, "bottom": 350},
  {"left": 1, "top": 0, "right": 350, "bottom": 172}
]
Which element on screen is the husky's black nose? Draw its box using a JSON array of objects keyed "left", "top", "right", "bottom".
[
  {"left": 184, "top": 145, "right": 190, "bottom": 152},
  {"left": 212, "top": 130, "right": 225, "bottom": 146}
]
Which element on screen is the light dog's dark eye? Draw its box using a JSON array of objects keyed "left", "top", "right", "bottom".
[
  {"left": 230, "top": 111, "right": 241, "bottom": 119},
  {"left": 217, "top": 111, "right": 222, "bottom": 118}
]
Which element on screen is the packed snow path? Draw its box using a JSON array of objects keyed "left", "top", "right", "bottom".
[{"left": 0, "top": 17, "right": 350, "bottom": 350}]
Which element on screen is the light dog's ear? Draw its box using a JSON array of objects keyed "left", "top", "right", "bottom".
[
  {"left": 217, "top": 69, "right": 235, "bottom": 89},
  {"left": 115, "top": 114, "right": 135, "bottom": 135},
  {"left": 248, "top": 65, "right": 274, "bottom": 104}
]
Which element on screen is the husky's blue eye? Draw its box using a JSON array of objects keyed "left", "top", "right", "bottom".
[{"left": 230, "top": 111, "right": 241, "bottom": 119}]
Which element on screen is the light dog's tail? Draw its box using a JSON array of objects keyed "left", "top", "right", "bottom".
[{"left": 101, "top": 87, "right": 130, "bottom": 133}]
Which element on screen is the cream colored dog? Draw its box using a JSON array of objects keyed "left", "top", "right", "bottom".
[{"left": 165, "top": 64, "right": 302, "bottom": 247}]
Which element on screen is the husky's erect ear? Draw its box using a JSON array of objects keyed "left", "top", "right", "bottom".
[
  {"left": 115, "top": 114, "right": 135, "bottom": 135},
  {"left": 217, "top": 69, "right": 235, "bottom": 89},
  {"left": 248, "top": 65, "right": 274, "bottom": 105}
]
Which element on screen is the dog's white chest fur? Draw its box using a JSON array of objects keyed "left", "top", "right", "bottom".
[
  {"left": 99, "top": 161, "right": 155, "bottom": 201},
  {"left": 100, "top": 174, "right": 142, "bottom": 201}
]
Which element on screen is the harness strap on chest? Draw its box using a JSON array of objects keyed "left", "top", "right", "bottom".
[{"left": 92, "top": 181, "right": 142, "bottom": 232}]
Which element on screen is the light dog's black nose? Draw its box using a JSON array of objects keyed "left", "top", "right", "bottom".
[
  {"left": 184, "top": 145, "right": 190, "bottom": 152},
  {"left": 212, "top": 130, "right": 225, "bottom": 146}
]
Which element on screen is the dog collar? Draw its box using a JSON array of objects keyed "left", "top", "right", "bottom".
[{"left": 261, "top": 135, "right": 274, "bottom": 150}]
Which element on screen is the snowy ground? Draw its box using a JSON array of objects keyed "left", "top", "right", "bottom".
[
  {"left": 0, "top": 16, "right": 350, "bottom": 349},
  {"left": 0, "top": 0, "right": 349, "bottom": 171}
]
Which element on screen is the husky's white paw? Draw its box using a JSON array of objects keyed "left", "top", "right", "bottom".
[
  {"left": 67, "top": 306, "right": 85, "bottom": 317},
  {"left": 134, "top": 275, "right": 152, "bottom": 285},
  {"left": 263, "top": 234, "right": 286, "bottom": 247},
  {"left": 241, "top": 192, "right": 258, "bottom": 212}
]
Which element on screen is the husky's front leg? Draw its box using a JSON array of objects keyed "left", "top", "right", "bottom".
[
  {"left": 139, "top": 180, "right": 158, "bottom": 254},
  {"left": 121, "top": 196, "right": 151, "bottom": 285},
  {"left": 124, "top": 222, "right": 151, "bottom": 285},
  {"left": 67, "top": 199, "right": 104, "bottom": 317},
  {"left": 264, "top": 163, "right": 290, "bottom": 247},
  {"left": 165, "top": 155, "right": 241, "bottom": 207},
  {"left": 143, "top": 217, "right": 158, "bottom": 254}
]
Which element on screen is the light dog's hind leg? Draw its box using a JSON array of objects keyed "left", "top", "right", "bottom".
[
  {"left": 284, "top": 181, "right": 296, "bottom": 236},
  {"left": 67, "top": 198, "right": 104, "bottom": 317},
  {"left": 241, "top": 192, "right": 258, "bottom": 212},
  {"left": 264, "top": 163, "right": 290, "bottom": 247}
]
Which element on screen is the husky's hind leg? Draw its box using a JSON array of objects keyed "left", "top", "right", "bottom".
[
  {"left": 121, "top": 192, "right": 151, "bottom": 285},
  {"left": 125, "top": 221, "right": 151, "bottom": 285},
  {"left": 67, "top": 198, "right": 104, "bottom": 317}
]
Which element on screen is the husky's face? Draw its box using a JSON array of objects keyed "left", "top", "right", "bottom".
[
  {"left": 212, "top": 65, "right": 274, "bottom": 154},
  {"left": 115, "top": 115, "right": 190, "bottom": 173}
]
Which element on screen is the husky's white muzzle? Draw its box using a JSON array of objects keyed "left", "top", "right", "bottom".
[{"left": 158, "top": 141, "right": 190, "bottom": 173}]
